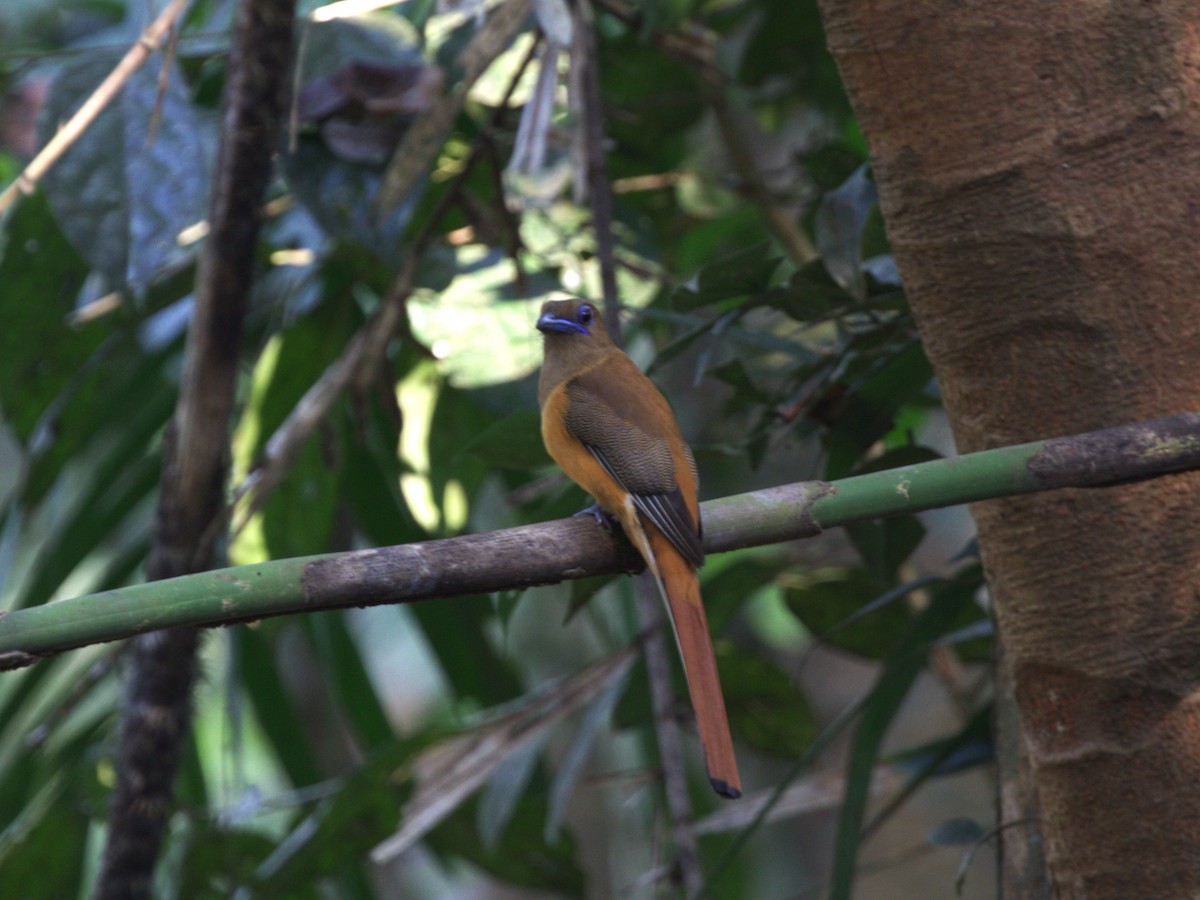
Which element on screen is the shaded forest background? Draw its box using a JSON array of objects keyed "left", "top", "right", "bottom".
[{"left": 0, "top": 0, "right": 1017, "bottom": 896}]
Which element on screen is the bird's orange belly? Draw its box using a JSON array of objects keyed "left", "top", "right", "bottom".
[{"left": 541, "top": 384, "right": 629, "bottom": 515}]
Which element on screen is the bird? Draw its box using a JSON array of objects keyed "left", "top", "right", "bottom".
[{"left": 536, "top": 297, "right": 741, "bottom": 799}]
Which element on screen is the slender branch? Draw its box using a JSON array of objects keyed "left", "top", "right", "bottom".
[
  {"left": 1, "top": 412, "right": 1197, "bottom": 668},
  {"left": 636, "top": 578, "right": 704, "bottom": 896},
  {"left": 94, "top": 0, "right": 297, "bottom": 896},
  {"left": 0, "top": 0, "right": 192, "bottom": 214},
  {"left": 573, "top": 0, "right": 621, "bottom": 337}
]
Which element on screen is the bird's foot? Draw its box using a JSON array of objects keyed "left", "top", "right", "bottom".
[{"left": 573, "top": 503, "right": 615, "bottom": 532}]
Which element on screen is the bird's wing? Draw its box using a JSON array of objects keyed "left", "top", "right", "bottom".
[{"left": 564, "top": 360, "right": 704, "bottom": 567}]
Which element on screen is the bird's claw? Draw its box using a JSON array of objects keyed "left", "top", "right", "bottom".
[{"left": 574, "top": 503, "right": 615, "bottom": 532}]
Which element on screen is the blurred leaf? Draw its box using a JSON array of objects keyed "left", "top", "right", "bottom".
[
  {"left": 235, "top": 627, "right": 323, "bottom": 787},
  {"left": 863, "top": 704, "right": 993, "bottom": 841},
  {"left": 823, "top": 341, "right": 934, "bottom": 479},
  {"left": 929, "top": 565, "right": 991, "bottom": 663},
  {"left": 718, "top": 646, "right": 817, "bottom": 758},
  {"left": 373, "top": 646, "right": 637, "bottom": 865},
  {"left": 762, "top": 259, "right": 857, "bottom": 321},
  {"left": 828, "top": 585, "right": 971, "bottom": 900},
  {"left": 283, "top": 137, "right": 420, "bottom": 265},
  {"left": 928, "top": 816, "right": 987, "bottom": 847},
  {"left": 340, "top": 398, "right": 426, "bottom": 547},
  {"left": 433, "top": 790, "right": 582, "bottom": 894},
  {"left": 545, "top": 658, "right": 631, "bottom": 841},
  {"left": 305, "top": 611, "right": 394, "bottom": 749},
  {"left": 600, "top": 30, "right": 705, "bottom": 171},
  {"left": 845, "top": 515, "right": 926, "bottom": 585},
  {"left": 476, "top": 740, "right": 543, "bottom": 851},
  {"left": 700, "top": 554, "right": 786, "bottom": 634},
  {"left": 251, "top": 300, "right": 360, "bottom": 559},
  {"left": 891, "top": 704, "right": 994, "bottom": 781},
  {"left": 565, "top": 572, "right": 619, "bottom": 624},
  {"left": 408, "top": 276, "right": 547, "bottom": 388},
  {"left": 411, "top": 595, "right": 523, "bottom": 706},
  {"left": 39, "top": 52, "right": 211, "bottom": 296},
  {"left": 815, "top": 164, "right": 876, "bottom": 302},
  {"left": 285, "top": 15, "right": 427, "bottom": 260},
  {"left": 0, "top": 192, "right": 93, "bottom": 446},
  {"left": 674, "top": 206, "right": 768, "bottom": 277},
  {"left": 0, "top": 792, "right": 87, "bottom": 897},
  {"left": 178, "top": 823, "right": 281, "bottom": 899},
  {"left": 694, "top": 243, "right": 781, "bottom": 302},
  {"left": 255, "top": 745, "right": 416, "bottom": 894},
  {"left": 785, "top": 569, "right": 914, "bottom": 659},
  {"left": 465, "top": 409, "right": 551, "bottom": 470}
]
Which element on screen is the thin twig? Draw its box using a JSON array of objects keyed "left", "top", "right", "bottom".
[
  {"left": 573, "top": 0, "right": 621, "bottom": 337},
  {"left": 574, "top": 0, "right": 704, "bottom": 891},
  {"left": 637, "top": 580, "right": 705, "bottom": 896},
  {"left": 146, "top": 12, "right": 184, "bottom": 147},
  {"left": 0, "top": 0, "right": 192, "bottom": 214}
]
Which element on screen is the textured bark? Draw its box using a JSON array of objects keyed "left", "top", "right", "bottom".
[{"left": 819, "top": 2, "right": 1200, "bottom": 897}]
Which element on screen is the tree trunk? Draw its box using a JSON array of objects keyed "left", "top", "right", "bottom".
[{"left": 818, "top": 2, "right": 1200, "bottom": 897}]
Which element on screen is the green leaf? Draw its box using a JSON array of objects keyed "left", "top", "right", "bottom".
[
  {"left": 178, "top": 824, "right": 281, "bottom": 899},
  {"left": 433, "top": 791, "right": 583, "bottom": 894},
  {"left": 251, "top": 301, "right": 359, "bottom": 559},
  {"left": 828, "top": 585, "right": 972, "bottom": 900},
  {"left": 695, "top": 242, "right": 782, "bottom": 301},
  {"left": 699, "top": 554, "right": 786, "bottom": 634},
  {"left": 823, "top": 340, "right": 934, "bottom": 479},
  {"left": 304, "top": 611, "right": 394, "bottom": 749},
  {"left": 253, "top": 744, "right": 416, "bottom": 895},
  {"left": 718, "top": 645, "right": 817, "bottom": 757},
  {"left": 235, "top": 627, "right": 323, "bottom": 788},
  {"left": 285, "top": 16, "right": 426, "bottom": 262},
  {"left": 845, "top": 515, "right": 926, "bottom": 585},
  {"left": 815, "top": 164, "right": 877, "bottom": 301},
  {"left": 600, "top": 31, "right": 705, "bottom": 171},
  {"left": 0, "top": 794, "right": 88, "bottom": 898},
  {"left": 410, "top": 596, "right": 523, "bottom": 706},
  {"left": 464, "top": 410, "right": 552, "bottom": 470},
  {"left": 39, "top": 53, "right": 210, "bottom": 295},
  {"left": 784, "top": 569, "right": 915, "bottom": 659}
]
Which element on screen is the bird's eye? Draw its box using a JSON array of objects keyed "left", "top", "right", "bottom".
[{"left": 577, "top": 305, "right": 593, "bottom": 324}]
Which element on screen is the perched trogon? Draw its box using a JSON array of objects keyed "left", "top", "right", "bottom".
[{"left": 537, "top": 298, "right": 741, "bottom": 799}]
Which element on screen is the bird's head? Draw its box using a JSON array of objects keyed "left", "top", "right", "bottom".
[
  {"left": 536, "top": 299, "right": 615, "bottom": 400},
  {"left": 536, "top": 298, "right": 610, "bottom": 342}
]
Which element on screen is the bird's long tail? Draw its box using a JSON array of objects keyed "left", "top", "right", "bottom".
[{"left": 646, "top": 527, "right": 742, "bottom": 799}]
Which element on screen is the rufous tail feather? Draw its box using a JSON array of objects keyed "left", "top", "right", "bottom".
[{"left": 646, "top": 527, "right": 742, "bottom": 799}]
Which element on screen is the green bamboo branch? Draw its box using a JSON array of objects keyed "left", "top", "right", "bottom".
[{"left": 2, "top": 413, "right": 1197, "bottom": 669}]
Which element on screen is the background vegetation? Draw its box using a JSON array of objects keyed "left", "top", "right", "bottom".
[{"left": 0, "top": 0, "right": 1001, "bottom": 895}]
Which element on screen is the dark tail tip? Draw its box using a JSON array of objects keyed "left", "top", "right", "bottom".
[{"left": 710, "top": 777, "right": 742, "bottom": 800}]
